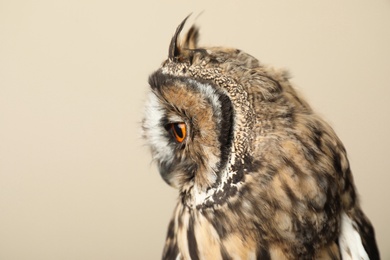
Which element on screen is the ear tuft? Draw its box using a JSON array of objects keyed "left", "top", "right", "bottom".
[
  {"left": 168, "top": 15, "right": 191, "bottom": 61},
  {"left": 183, "top": 25, "right": 199, "bottom": 50},
  {"left": 168, "top": 14, "right": 200, "bottom": 62}
]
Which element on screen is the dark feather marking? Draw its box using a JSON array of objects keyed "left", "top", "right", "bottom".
[
  {"left": 163, "top": 219, "right": 179, "bottom": 260},
  {"left": 162, "top": 243, "right": 179, "bottom": 260},
  {"left": 282, "top": 155, "right": 306, "bottom": 178},
  {"left": 256, "top": 250, "right": 271, "bottom": 260},
  {"left": 341, "top": 167, "right": 353, "bottom": 192},
  {"left": 311, "top": 124, "right": 323, "bottom": 149},
  {"left": 259, "top": 162, "right": 277, "bottom": 186},
  {"left": 256, "top": 245, "right": 271, "bottom": 260},
  {"left": 209, "top": 209, "right": 228, "bottom": 238},
  {"left": 258, "top": 76, "right": 283, "bottom": 98},
  {"left": 244, "top": 156, "right": 262, "bottom": 173},
  {"left": 220, "top": 245, "right": 233, "bottom": 260},
  {"left": 282, "top": 181, "right": 299, "bottom": 205},
  {"left": 148, "top": 69, "right": 172, "bottom": 91},
  {"left": 231, "top": 155, "right": 261, "bottom": 184},
  {"left": 166, "top": 219, "right": 175, "bottom": 239},
  {"left": 187, "top": 214, "right": 199, "bottom": 260},
  {"left": 210, "top": 182, "right": 238, "bottom": 207},
  {"left": 332, "top": 152, "right": 342, "bottom": 175},
  {"left": 177, "top": 208, "right": 184, "bottom": 230},
  {"left": 291, "top": 130, "right": 320, "bottom": 162},
  {"left": 250, "top": 222, "right": 271, "bottom": 260},
  {"left": 183, "top": 25, "right": 199, "bottom": 50},
  {"left": 218, "top": 93, "right": 234, "bottom": 175},
  {"left": 281, "top": 183, "right": 319, "bottom": 257},
  {"left": 353, "top": 209, "right": 380, "bottom": 260}
]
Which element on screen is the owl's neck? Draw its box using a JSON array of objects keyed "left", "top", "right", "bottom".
[
  {"left": 180, "top": 146, "right": 260, "bottom": 209},
  {"left": 180, "top": 166, "right": 244, "bottom": 210}
]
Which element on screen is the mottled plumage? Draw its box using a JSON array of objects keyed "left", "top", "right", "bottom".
[{"left": 142, "top": 17, "right": 380, "bottom": 260}]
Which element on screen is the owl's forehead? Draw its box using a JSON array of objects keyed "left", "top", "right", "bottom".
[{"left": 148, "top": 70, "right": 225, "bottom": 117}]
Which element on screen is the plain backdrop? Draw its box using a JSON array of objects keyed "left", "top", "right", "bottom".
[{"left": 1, "top": 1, "right": 389, "bottom": 259}]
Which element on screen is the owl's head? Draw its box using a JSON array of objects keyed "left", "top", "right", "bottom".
[{"left": 143, "top": 17, "right": 309, "bottom": 205}]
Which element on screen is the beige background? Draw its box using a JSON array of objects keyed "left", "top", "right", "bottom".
[{"left": 1, "top": 1, "right": 389, "bottom": 259}]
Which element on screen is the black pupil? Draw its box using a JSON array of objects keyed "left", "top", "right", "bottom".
[{"left": 173, "top": 123, "right": 183, "bottom": 138}]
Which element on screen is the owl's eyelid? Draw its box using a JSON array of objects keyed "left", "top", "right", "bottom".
[{"left": 164, "top": 121, "right": 186, "bottom": 130}]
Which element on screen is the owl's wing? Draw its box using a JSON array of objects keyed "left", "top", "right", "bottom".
[{"left": 338, "top": 210, "right": 380, "bottom": 260}]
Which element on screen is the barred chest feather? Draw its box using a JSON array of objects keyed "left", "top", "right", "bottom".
[
  {"left": 164, "top": 203, "right": 370, "bottom": 260},
  {"left": 163, "top": 173, "right": 343, "bottom": 260}
]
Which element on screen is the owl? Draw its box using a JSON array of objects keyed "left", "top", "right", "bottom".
[{"left": 142, "top": 16, "right": 380, "bottom": 260}]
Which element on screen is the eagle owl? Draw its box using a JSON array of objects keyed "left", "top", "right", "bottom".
[{"left": 142, "top": 16, "right": 380, "bottom": 260}]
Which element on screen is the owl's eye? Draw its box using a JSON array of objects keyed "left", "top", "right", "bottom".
[{"left": 165, "top": 122, "right": 187, "bottom": 143}]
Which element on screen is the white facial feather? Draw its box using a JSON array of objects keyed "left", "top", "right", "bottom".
[{"left": 143, "top": 92, "right": 174, "bottom": 163}]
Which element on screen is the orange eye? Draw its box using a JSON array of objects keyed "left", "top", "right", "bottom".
[{"left": 168, "top": 122, "right": 186, "bottom": 143}]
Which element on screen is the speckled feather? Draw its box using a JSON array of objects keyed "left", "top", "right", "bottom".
[{"left": 142, "top": 17, "right": 380, "bottom": 260}]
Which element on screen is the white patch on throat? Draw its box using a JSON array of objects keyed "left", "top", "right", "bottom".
[{"left": 338, "top": 211, "right": 369, "bottom": 260}]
